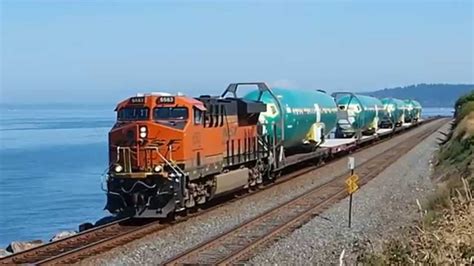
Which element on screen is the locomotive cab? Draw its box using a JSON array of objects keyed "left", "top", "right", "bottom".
[{"left": 108, "top": 94, "right": 202, "bottom": 178}]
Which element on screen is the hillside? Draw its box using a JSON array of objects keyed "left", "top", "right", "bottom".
[
  {"left": 360, "top": 92, "right": 474, "bottom": 264},
  {"left": 362, "top": 84, "right": 473, "bottom": 107}
]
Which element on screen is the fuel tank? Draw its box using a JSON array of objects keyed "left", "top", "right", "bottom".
[
  {"left": 381, "top": 97, "right": 406, "bottom": 126},
  {"left": 244, "top": 88, "right": 338, "bottom": 148},
  {"left": 336, "top": 94, "right": 384, "bottom": 133}
]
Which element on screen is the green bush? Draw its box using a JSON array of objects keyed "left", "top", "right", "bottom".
[
  {"left": 454, "top": 91, "right": 474, "bottom": 121},
  {"left": 438, "top": 91, "right": 474, "bottom": 173},
  {"left": 457, "top": 101, "right": 474, "bottom": 123}
]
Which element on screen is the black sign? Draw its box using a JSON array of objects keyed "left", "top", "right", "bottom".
[
  {"left": 157, "top": 96, "right": 175, "bottom": 104},
  {"left": 129, "top": 97, "right": 145, "bottom": 104}
]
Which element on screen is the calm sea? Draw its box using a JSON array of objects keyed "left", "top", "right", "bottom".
[
  {"left": 0, "top": 105, "right": 453, "bottom": 247},
  {"left": 0, "top": 104, "right": 115, "bottom": 247}
]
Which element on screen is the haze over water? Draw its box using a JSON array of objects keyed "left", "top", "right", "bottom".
[{"left": 0, "top": 104, "right": 453, "bottom": 246}]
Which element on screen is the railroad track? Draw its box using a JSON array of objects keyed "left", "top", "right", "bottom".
[
  {"left": 0, "top": 217, "right": 167, "bottom": 265},
  {"left": 163, "top": 119, "right": 445, "bottom": 265},
  {"left": 0, "top": 118, "right": 443, "bottom": 265}
]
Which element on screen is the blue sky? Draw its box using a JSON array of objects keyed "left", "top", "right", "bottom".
[{"left": 1, "top": 0, "right": 473, "bottom": 103}]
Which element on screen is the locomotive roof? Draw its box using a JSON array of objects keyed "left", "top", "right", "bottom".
[{"left": 115, "top": 94, "right": 206, "bottom": 111}]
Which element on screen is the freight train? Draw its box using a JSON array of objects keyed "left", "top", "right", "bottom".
[{"left": 104, "top": 82, "right": 422, "bottom": 218}]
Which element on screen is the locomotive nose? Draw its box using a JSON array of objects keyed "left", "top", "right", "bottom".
[
  {"left": 126, "top": 129, "right": 135, "bottom": 141},
  {"left": 111, "top": 123, "right": 152, "bottom": 144},
  {"left": 109, "top": 123, "right": 138, "bottom": 146}
]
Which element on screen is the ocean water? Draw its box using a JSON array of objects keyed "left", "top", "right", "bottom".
[
  {"left": 0, "top": 104, "right": 115, "bottom": 247},
  {"left": 0, "top": 105, "right": 454, "bottom": 247},
  {"left": 422, "top": 107, "right": 454, "bottom": 118}
]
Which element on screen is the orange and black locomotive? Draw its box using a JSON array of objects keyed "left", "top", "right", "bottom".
[{"left": 105, "top": 84, "right": 271, "bottom": 218}]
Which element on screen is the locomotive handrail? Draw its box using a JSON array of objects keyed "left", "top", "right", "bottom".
[
  {"left": 114, "top": 146, "right": 185, "bottom": 177},
  {"left": 117, "top": 147, "right": 133, "bottom": 173},
  {"left": 148, "top": 147, "right": 186, "bottom": 177}
]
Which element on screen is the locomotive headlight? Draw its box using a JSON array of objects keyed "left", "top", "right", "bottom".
[
  {"left": 154, "top": 165, "right": 162, "bottom": 172},
  {"left": 114, "top": 164, "right": 123, "bottom": 173},
  {"left": 139, "top": 126, "right": 147, "bottom": 138}
]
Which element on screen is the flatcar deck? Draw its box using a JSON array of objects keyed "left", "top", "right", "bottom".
[
  {"left": 321, "top": 138, "right": 355, "bottom": 148},
  {"left": 376, "top": 128, "right": 394, "bottom": 135}
]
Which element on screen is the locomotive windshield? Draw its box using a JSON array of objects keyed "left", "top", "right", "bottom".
[
  {"left": 117, "top": 107, "right": 149, "bottom": 121},
  {"left": 153, "top": 107, "right": 188, "bottom": 120}
]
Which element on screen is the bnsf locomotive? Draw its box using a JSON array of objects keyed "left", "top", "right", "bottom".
[
  {"left": 106, "top": 83, "right": 273, "bottom": 217},
  {"left": 104, "top": 82, "right": 421, "bottom": 218}
]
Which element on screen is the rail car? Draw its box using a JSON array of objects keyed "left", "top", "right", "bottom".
[
  {"left": 404, "top": 99, "right": 422, "bottom": 123},
  {"left": 380, "top": 97, "right": 406, "bottom": 128},
  {"left": 104, "top": 82, "right": 423, "bottom": 218},
  {"left": 332, "top": 93, "right": 385, "bottom": 138}
]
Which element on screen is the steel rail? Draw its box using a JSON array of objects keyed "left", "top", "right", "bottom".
[{"left": 0, "top": 217, "right": 131, "bottom": 264}]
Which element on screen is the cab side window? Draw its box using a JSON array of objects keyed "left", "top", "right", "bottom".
[{"left": 194, "top": 107, "right": 203, "bottom": 125}]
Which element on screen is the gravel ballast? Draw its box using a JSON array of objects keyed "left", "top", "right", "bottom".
[
  {"left": 83, "top": 120, "right": 448, "bottom": 265},
  {"left": 250, "top": 122, "right": 451, "bottom": 264}
]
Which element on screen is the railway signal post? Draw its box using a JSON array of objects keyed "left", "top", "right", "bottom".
[{"left": 346, "top": 157, "right": 359, "bottom": 228}]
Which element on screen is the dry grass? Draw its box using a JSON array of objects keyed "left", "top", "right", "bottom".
[
  {"left": 436, "top": 113, "right": 474, "bottom": 188},
  {"left": 410, "top": 178, "right": 473, "bottom": 264},
  {"left": 359, "top": 178, "right": 473, "bottom": 265},
  {"left": 358, "top": 106, "right": 474, "bottom": 265},
  {"left": 453, "top": 112, "right": 474, "bottom": 141}
]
